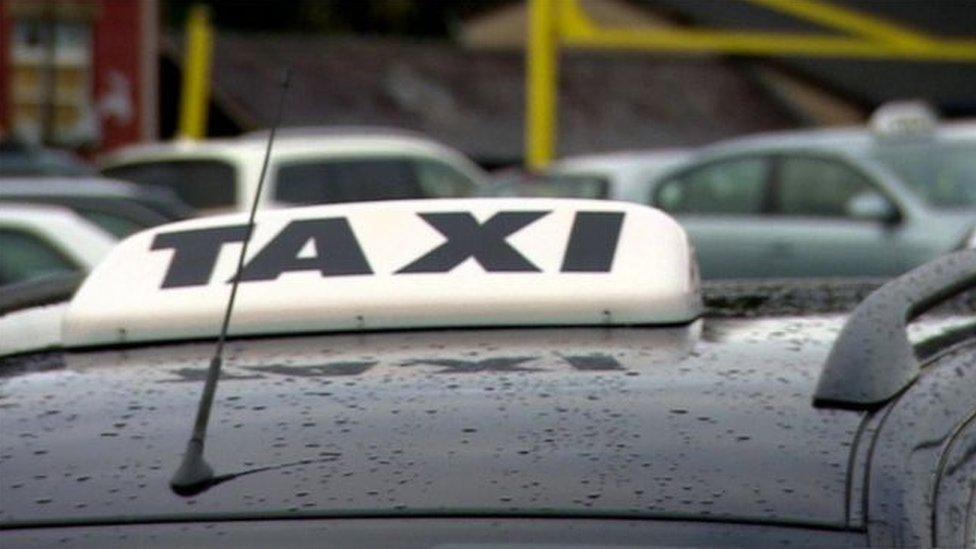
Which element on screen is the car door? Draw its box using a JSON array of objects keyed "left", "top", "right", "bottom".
[
  {"left": 765, "top": 154, "right": 903, "bottom": 277},
  {"left": 653, "top": 155, "right": 776, "bottom": 279}
]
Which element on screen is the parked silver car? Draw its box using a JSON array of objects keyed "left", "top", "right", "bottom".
[{"left": 645, "top": 108, "right": 975, "bottom": 278}]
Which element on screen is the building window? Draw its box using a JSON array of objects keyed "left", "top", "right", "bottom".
[{"left": 9, "top": 7, "right": 96, "bottom": 147}]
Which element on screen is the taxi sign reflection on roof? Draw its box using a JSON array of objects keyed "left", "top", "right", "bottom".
[{"left": 63, "top": 199, "right": 701, "bottom": 347}]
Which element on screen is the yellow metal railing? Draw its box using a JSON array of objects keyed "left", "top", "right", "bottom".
[
  {"left": 178, "top": 5, "right": 214, "bottom": 140},
  {"left": 526, "top": 0, "right": 976, "bottom": 170}
]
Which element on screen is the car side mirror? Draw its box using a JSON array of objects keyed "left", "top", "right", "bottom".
[{"left": 846, "top": 193, "right": 899, "bottom": 224}]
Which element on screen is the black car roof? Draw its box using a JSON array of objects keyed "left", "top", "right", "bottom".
[
  {"left": 0, "top": 319, "right": 864, "bottom": 529},
  {"left": 1, "top": 277, "right": 974, "bottom": 534}
]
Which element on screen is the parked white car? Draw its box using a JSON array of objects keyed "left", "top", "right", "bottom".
[
  {"left": 0, "top": 203, "right": 116, "bottom": 286},
  {"left": 99, "top": 128, "right": 490, "bottom": 215}
]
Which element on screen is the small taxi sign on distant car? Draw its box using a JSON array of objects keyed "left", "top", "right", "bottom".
[{"left": 64, "top": 199, "right": 701, "bottom": 347}]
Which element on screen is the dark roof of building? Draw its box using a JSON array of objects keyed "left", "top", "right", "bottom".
[
  {"left": 649, "top": 0, "right": 976, "bottom": 116},
  {"left": 162, "top": 32, "right": 795, "bottom": 164}
]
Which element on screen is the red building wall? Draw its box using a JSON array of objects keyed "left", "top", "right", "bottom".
[
  {"left": 0, "top": 0, "right": 156, "bottom": 153},
  {"left": 92, "top": 0, "right": 143, "bottom": 151}
]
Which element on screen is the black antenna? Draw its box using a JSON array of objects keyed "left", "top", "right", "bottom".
[{"left": 171, "top": 69, "right": 291, "bottom": 496}]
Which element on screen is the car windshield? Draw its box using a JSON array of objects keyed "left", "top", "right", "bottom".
[
  {"left": 274, "top": 158, "right": 424, "bottom": 204},
  {"left": 101, "top": 160, "right": 237, "bottom": 210},
  {"left": 487, "top": 175, "right": 608, "bottom": 199},
  {"left": 273, "top": 157, "right": 478, "bottom": 205},
  {"left": 872, "top": 140, "right": 976, "bottom": 208},
  {"left": 524, "top": 177, "right": 607, "bottom": 199}
]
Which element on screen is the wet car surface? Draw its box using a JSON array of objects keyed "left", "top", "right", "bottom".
[
  {"left": 0, "top": 518, "right": 867, "bottom": 548},
  {"left": 1, "top": 313, "right": 973, "bottom": 547},
  {"left": 1, "top": 321, "right": 860, "bottom": 526}
]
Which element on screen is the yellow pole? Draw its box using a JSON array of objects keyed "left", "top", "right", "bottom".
[
  {"left": 178, "top": 5, "right": 213, "bottom": 140},
  {"left": 526, "top": 0, "right": 557, "bottom": 171}
]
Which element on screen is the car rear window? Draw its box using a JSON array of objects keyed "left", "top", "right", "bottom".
[
  {"left": 101, "top": 160, "right": 237, "bottom": 210},
  {"left": 872, "top": 141, "right": 976, "bottom": 208},
  {"left": 273, "top": 158, "right": 426, "bottom": 205}
]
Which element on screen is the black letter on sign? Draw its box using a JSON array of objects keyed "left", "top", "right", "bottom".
[
  {"left": 152, "top": 225, "right": 249, "bottom": 288},
  {"left": 397, "top": 211, "right": 549, "bottom": 273},
  {"left": 560, "top": 212, "right": 624, "bottom": 272},
  {"left": 237, "top": 218, "right": 372, "bottom": 282}
]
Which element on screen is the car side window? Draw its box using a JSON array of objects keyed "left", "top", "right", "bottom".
[
  {"left": 775, "top": 156, "right": 888, "bottom": 218},
  {"left": 414, "top": 160, "right": 478, "bottom": 198},
  {"left": 655, "top": 157, "right": 767, "bottom": 215},
  {"left": 0, "top": 228, "right": 78, "bottom": 286},
  {"left": 274, "top": 158, "right": 425, "bottom": 205}
]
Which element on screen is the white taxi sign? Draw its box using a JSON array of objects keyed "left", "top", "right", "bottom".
[
  {"left": 63, "top": 199, "right": 700, "bottom": 347},
  {"left": 869, "top": 100, "right": 937, "bottom": 138}
]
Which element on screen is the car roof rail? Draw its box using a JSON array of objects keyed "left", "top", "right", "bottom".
[{"left": 814, "top": 250, "right": 976, "bottom": 409}]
